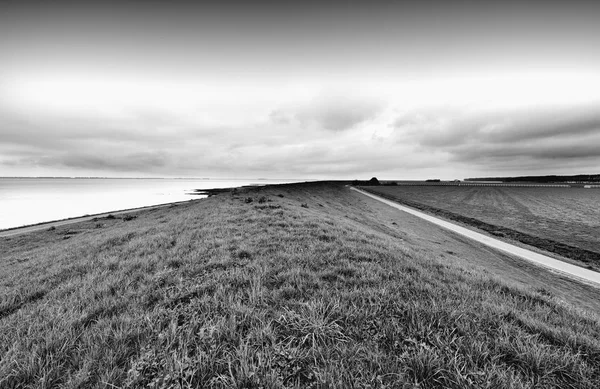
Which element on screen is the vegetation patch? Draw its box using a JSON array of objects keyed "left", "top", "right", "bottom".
[{"left": 1, "top": 183, "right": 599, "bottom": 387}]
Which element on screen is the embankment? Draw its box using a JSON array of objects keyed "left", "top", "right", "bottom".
[{"left": 1, "top": 182, "right": 600, "bottom": 388}]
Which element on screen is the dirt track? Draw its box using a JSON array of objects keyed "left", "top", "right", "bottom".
[{"left": 352, "top": 187, "right": 600, "bottom": 287}]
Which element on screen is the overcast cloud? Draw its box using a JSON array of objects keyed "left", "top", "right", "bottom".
[
  {"left": 393, "top": 103, "right": 600, "bottom": 170},
  {"left": 1, "top": 0, "right": 600, "bottom": 179}
]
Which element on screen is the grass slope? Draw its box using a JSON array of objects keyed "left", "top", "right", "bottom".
[{"left": 1, "top": 183, "right": 600, "bottom": 388}]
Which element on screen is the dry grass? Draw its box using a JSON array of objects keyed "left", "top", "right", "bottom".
[{"left": 1, "top": 182, "right": 600, "bottom": 388}]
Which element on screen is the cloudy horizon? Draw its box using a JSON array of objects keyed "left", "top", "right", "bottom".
[{"left": 2, "top": 0, "right": 600, "bottom": 180}]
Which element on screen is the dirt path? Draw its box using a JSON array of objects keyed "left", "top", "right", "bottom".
[
  {"left": 0, "top": 200, "right": 195, "bottom": 238},
  {"left": 351, "top": 187, "right": 600, "bottom": 287}
]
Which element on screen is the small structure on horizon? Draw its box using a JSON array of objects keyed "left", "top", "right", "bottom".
[{"left": 352, "top": 177, "right": 381, "bottom": 186}]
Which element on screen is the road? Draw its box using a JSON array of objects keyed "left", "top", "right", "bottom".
[
  {"left": 0, "top": 200, "right": 194, "bottom": 238},
  {"left": 351, "top": 187, "right": 600, "bottom": 286}
]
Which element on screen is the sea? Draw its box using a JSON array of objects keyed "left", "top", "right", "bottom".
[{"left": 0, "top": 178, "right": 301, "bottom": 230}]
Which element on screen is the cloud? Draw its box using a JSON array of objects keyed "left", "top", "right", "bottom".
[
  {"left": 392, "top": 102, "right": 600, "bottom": 171},
  {"left": 5, "top": 151, "right": 169, "bottom": 173},
  {"left": 272, "top": 93, "right": 382, "bottom": 132},
  {"left": 2, "top": 77, "right": 600, "bottom": 179},
  {"left": 60, "top": 151, "right": 169, "bottom": 171}
]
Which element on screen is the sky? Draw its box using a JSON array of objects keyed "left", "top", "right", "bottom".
[{"left": 1, "top": 0, "right": 600, "bottom": 179}]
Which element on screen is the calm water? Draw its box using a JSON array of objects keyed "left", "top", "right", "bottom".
[{"left": 0, "top": 178, "right": 299, "bottom": 230}]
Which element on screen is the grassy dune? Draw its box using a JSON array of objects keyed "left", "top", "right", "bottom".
[{"left": 1, "top": 183, "right": 600, "bottom": 388}]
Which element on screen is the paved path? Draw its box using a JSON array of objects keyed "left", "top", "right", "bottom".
[
  {"left": 0, "top": 200, "right": 194, "bottom": 238},
  {"left": 351, "top": 187, "right": 600, "bottom": 286}
]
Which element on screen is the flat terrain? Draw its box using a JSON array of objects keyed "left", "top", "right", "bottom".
[
  {"left": 2, "top": 183, "right": 600, "bottom": 388},
  {"left": 367, "top": 185, "right": 600, "bottom": 270}
]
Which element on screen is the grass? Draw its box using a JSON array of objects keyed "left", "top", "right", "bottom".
[
  {"left": 364, "top": 185, "right": 600, "bottom": 271},
  {"left": 1, "top": 182, "right": 600, "bottom": 388}
]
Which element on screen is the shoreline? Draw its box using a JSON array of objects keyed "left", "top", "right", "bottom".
[
  {"left": 0, "top": 184, "right": 273, "bottom": 237},
  {"left": 0, "top": 179, "right": 301, "bottom": 236},
  {"left": 0, "top": 198, "right": 201, "bottom": 238}
]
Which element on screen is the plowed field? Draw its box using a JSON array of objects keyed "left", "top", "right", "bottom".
[{"left": 367, "top": 186, "right": 600, "bottom": 267}]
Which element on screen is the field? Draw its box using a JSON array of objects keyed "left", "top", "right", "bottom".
[
  {"left": 366, "top": 185, "right": 600, "bottom": 270},
  {"left": 2, "top": 182, "right": 600, "bottom": 388}
]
